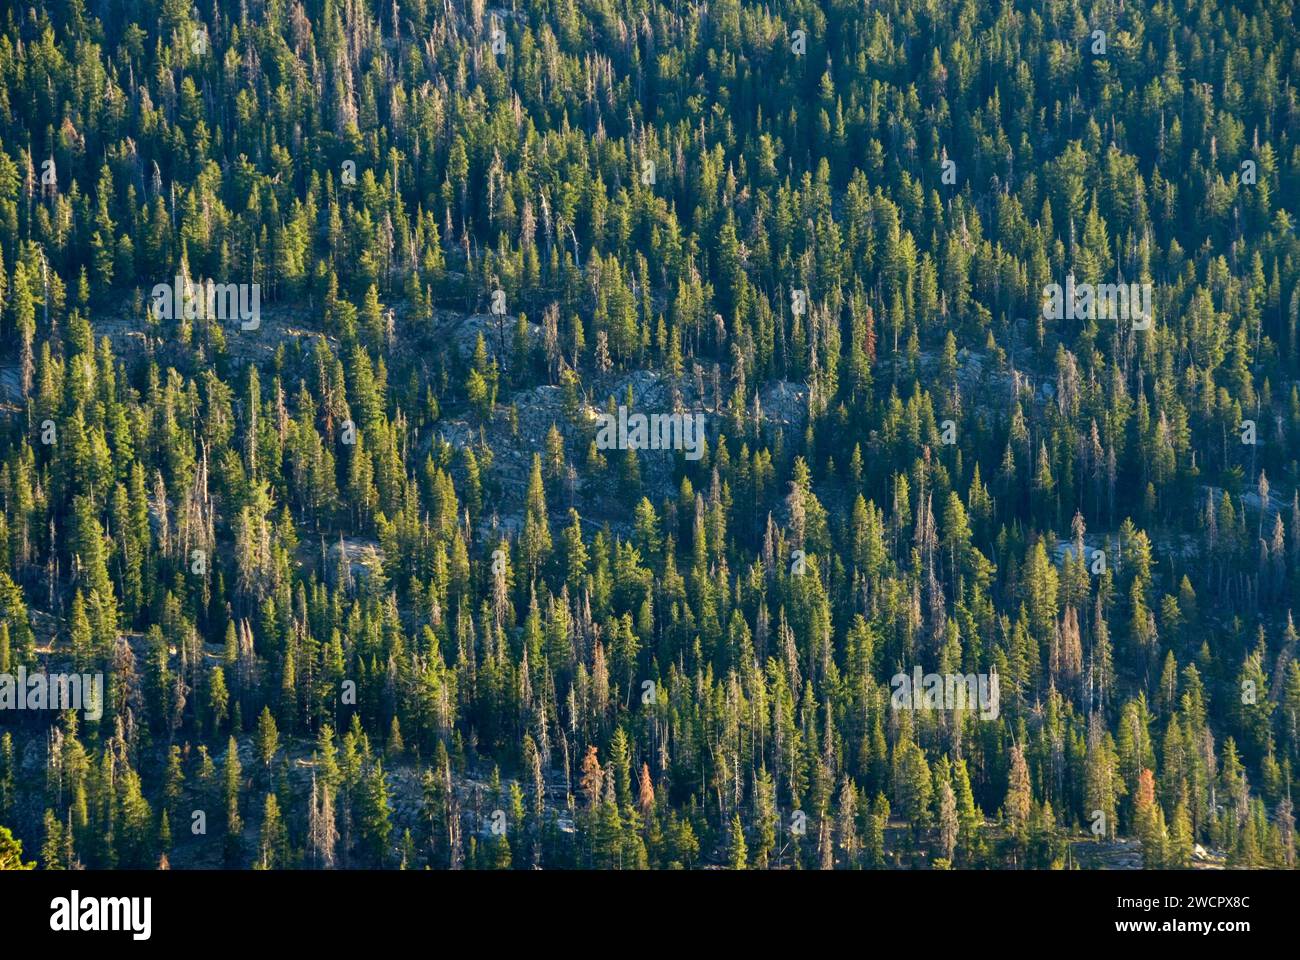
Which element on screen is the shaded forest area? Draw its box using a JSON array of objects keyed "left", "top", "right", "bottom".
[{"left": 0, "top": 0, "right": 1298, "bottom": 870}]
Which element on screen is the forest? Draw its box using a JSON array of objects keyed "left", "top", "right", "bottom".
[{"left": 0, "top": 0, "right": 1297, "bottom": 871}]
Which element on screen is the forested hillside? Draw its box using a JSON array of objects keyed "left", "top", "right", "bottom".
[{"left": 0, "top": 0, "right": 1298, "bottom": 870}]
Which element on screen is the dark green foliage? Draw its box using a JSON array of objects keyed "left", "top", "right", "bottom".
[{"left": 0, "top": 0, "right": 1297, "bottom": 872}]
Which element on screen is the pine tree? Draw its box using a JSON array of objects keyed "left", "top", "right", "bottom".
[
  {"left": 520, "top": 454, "right": 553, "bottom": 578},
  {"left": 224, "top": 737, "right": 244, "bottom": 864},
  {"left": 41, "top": 810, "right": 66, "bottom": 869},
  {"left": 359, "top": 761, "right": 393, "bottom": 866},
  {"left": 728, "top": 813, "right": 748, "bottom": 870},
  {"left": 0, "top": 825, "right": 33, "bottom": 870},
  {"left": 256, "top": 793, "right": 289, "bottom": 869},
  {"left": 937, "top": 781, "right": 959, "bottom": 866},
  {"left": 308, "top": 773, "right": 339, "bottom": 870},
  {"left": 1005, "top": 744, "right": 1032, "bottom": 842},
  {"left": 256, "top": 707, "right": 280, "bottom": 772}
]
